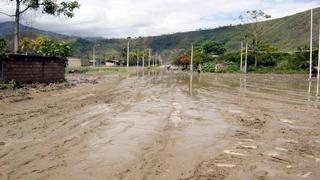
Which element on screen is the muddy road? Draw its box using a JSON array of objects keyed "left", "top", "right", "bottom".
[{"left": 0, "top": 71, "right": 320, "bottom": 180}]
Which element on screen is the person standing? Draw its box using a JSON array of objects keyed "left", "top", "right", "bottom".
[{"left": 198, "top": 64, "right": 202, "bottom": 74}]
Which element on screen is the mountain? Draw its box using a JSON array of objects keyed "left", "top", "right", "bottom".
[
  {"left": 126, "top": 7, "right": 320, "bottom": 52},
  {"left": 0, "top": 21, "right": 69, "bottom": 39},
  {"left": 73, "top": 7, "right": 320, "bottom": 60},
  {"left": 1, "top": 7, "right": 320, "bottom": 60}
]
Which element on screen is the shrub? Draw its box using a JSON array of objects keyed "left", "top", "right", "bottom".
[
  {"left": 0, "top": 80, "right": 22, "bottom": 90},
  {"left": 0, "top": 37, "right": 6, "bottom": 54},
  {"left": 215, "top": 64, "right": 227, "bottom": 73},
  {"left": 202, "top": 62, "right": 215, "bottom": 72},
  {"left": 202, "top": 40, "right": 226, "bottom": 55},
  {"left": 226, "top": 63, "right": 240, "bottom": 72},
  {"left": 33, "top": 37, "right": 71, "bottom": 66}
]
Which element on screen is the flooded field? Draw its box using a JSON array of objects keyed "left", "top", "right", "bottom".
[{"left": 0, "top": 70, "right": 320, "bottom": 180}]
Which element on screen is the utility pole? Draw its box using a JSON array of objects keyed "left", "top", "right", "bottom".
[
  {"left": 93, "top": 45, "right": 96, "bottom": 67},
  {"left": 318, "top": 20, "right": 320, "bottom": 80},
  {"left": 190, "top": 43, "right": 194, "bottom": 72},
  {"left": 148, "top": 48, "right": 151, "bottom": 67},
  {"left": 137, "top": 49, "right": 139, "bottom": 67},
  {"left": 245, "top": 41, "right": 248, "bottom": 73},
  {"left": 127, "top": 37, "right": 131, "bottom": 69},
  {"left": 309, "top": 8, "right": 313, "bottom": 80},
  {"left": 142, "top": 50, "right": 145, "bottom": 68},
  {"left": 92, "top": 44, "right": 100, "bottom": 67},
  {"left": 159, "top": 54, "right": 162, "bottom": 66},
  {"left": 240, "top": 41, "right": 243, "bottom": 72}
]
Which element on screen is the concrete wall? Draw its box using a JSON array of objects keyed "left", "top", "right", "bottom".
[
  {"left": 67, "top": 57, "right": 90, "bottom": 67},
  {"left": 0, "top": 55, "right": 65, "bottom": 83}
]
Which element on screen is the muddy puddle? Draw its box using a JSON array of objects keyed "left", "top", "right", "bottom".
[{"left": 0, "top": 70, "right": 320, "bottom": 179}]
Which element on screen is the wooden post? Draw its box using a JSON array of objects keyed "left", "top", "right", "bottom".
[
  {"left": 137, "top": 49, "right": 139, "bottom": 67},
  {"left": 93, "top": 45, "right": 96, "bottom": 67},
  {"left": 316, "top": 79, "right": 319, "bottom": 96},
  {"left": 245, "top": 41, "right": 248, "bottom": 73},
  {"left": 148, "top": 48, "right": 151, "bottom": 67},
  {"left": 190, "top": 43, "right": 194, "bottom": 72},
  {"left": 318, "top": 20, "right": 320, "bottom": 80},
  {"left": 159, "top": 54, "right": 162, "bottom": 66},
  {"left": 240, "top": 41, "right": 243, "bottom": 72},
  {"left": 310, "top": 8, "right": 313, "bottom": 80},
  {"left": 142, "top": 50, "right": 145, "bottom": 68},
  {"left": 127, "top": 39, "right": 130, "bottom": 69}
]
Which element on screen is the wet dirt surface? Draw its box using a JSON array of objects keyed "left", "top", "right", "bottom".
[{"left": 0, "top": 70, "right": 320, "bottom": 180}]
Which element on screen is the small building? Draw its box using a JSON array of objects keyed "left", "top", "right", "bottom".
[
  {"left": 0, "top": 54, "right": 65, "bottom": 83},
  {"left": 105, "top": 60, "right": 120, "bottom": 67},
  {"left": 67, "top": 57, "right": 90, "bottom": 67}
]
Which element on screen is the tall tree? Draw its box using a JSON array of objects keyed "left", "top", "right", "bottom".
[
  {"left": 0, "top": 37, "right": 6, "bottom": 53},
  {"left": 202, "top": 40, "right": 226, "bottom": 55},
  {"left": 0, "top": 0, "right": 80, "bottom": 53},
  {"left": 239, "top": 10, "right": 271, "bottom": 67}
]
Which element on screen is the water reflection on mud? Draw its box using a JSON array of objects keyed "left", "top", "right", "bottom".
[{"left": 132, "top": 69, "right": 320, "bottom": 109}]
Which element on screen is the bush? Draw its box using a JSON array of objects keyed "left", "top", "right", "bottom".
[
  {"left": 202, "top": 40, "right": 226, "bottom": 55},
  {"left": 0, "top": 37, "right": 6, "bottom": 54},
  {"left": 37, "top": 39, "right": 71, "bottom": 58},
  {"left": 0, "top": 80, "right": 22, "bottom": 90},
  {"left": 17, "top": 36, "right": 71, "bottom": 66},
  {"left": 226, "top": 63, "right": 240, "bottom": 72},
  {"left": 202, "top": 62, "right": 215, "bottom": 72},
  {"left": 215, "top": 64, "right": 227, "bottom": 73}
]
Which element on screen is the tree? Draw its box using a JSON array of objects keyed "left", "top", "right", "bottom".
[
  {"left": 36, "top": 38, "right": 71, "bottom": 58},
  {"left": 202, "top": 40, "right": 226, "bottom": 55},
  {"left": 239, "top": 10, "right": 271, "bottom": 67},
  {"left": 0, "top": 37, "right": 6, "bottom": 53},
  {"left": 174, "top": 53, "right": 190, "bottom": 69},
  {"left": 19, "top": 37, "right": 33, "bottom": 53},
  {"left": 0, "top": 0, "right": 80, "bottom": 53}
]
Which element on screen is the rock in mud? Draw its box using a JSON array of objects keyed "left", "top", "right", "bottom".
[
  {"left": 237, "top": 144, "right": 258, "bottom": 149},
  {"left": 223, "top": 150, "right": 248, "bottom": 156},
  {"left": 239, "top": 117, "right": 266, "bottom": 129},
  {"left": 297, "top": 172, "right": 312, "bottom": 178},
  {"left": 215, "top": 163, "right": 236, "bottom": 168},
  {"left": 280, "top": 119, "right": 296, "bottom": 124}
]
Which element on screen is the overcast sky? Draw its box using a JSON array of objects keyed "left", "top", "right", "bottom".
[{"left": 0, "top": 0, "right": 319, "bottom": 38}]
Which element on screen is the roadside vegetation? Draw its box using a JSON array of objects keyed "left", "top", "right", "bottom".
[
  {"left": 173, "top": 40, "right": 318, "bottom": 74},
  {"left": 66, "top": 66, "right": 128, "bottom": 74},
  {"left": 173, "top": 10, "right": 319, "bottom": 74},
  {"left": 19, "top": 36, "right": 72, "bottom": 66}
]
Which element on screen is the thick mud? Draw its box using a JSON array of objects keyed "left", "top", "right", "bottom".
[{"left": 0, "top": 71, "right": 320, "bottom": 180}]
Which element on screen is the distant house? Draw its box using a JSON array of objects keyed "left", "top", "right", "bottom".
[
  {"left": 68, "top": 57, "right": 90, "bottom": 67},
  {"left": 105, "top": 60, "right": 120, "bottom": 67}
]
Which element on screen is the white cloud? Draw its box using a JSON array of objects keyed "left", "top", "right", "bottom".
[{"left": 0, "top": 0, "right": 319, "bottom": 38}]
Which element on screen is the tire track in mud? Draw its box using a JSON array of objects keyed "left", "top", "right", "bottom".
[
  {"left": 118, "top": 80, "right": 230, "bottom": 180},
  {"left": 184, "top": 79, "right": 320, "bottom": 180},
  {"left": 42, "top": 76, "right": 174, "bottom": 179},
  {"left": 0, "top": 75, "right": 137, "bottom": 180},
  {"left": 116, "top": 88, "right": 179, "bottom": 179}
]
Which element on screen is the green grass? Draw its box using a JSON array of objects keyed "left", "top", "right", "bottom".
[
  {"left": 248, "top": 67, "right": 308, "bottom": 74},
  {"left": 66, "top": 66, "right": 128, "bottom": 74}
]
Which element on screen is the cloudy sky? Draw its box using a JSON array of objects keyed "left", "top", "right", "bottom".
[{"left": 0, "top": 0, "right": 319, "bottom": 38}]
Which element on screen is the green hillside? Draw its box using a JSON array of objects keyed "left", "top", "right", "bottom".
[
  {"left": 72, "top": 7, "right": 320, "bottom": 60},
  {"left": 1, "top": 7, "right": 319, "bottom": 61}
]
